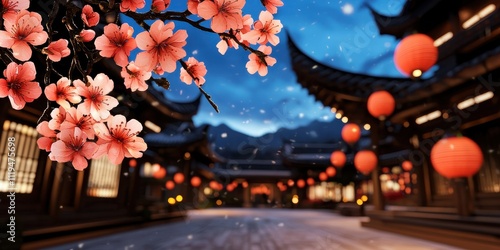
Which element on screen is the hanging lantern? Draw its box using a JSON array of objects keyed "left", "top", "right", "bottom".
[
  {"left": 326, "top": 166, "right": 337, "bottom": 177},
  {"left": 129, "top": 159, "right": 137, "bottom": 168},
  {"left": 430, "top": 136, "right": 483, "bottom": 178},
  {"left": 330, "top": 151, "right": 346, "bottom": 168},
  {"left": 165, "top": 180, "right": 175, "bottom": 190},
  {"left": 190, "top": 176, "right": 201, "bottom": 187},
  {"left": 394, "top": 33, "right": 438, "bottom": 78},
  {"left": 153, "top": 166, "right": 166, "bottom": 179},
  {"left": 173, "top": 172, "right": 185, "bottom": 184},
  {"left": 319, "top": 172, "right": 328, "bottom": 181},
  {"left": 287, "top": 179, "right": 295, "bottom": 187},
  {"left": 242, "top": 181, "right": 248, "bottom": 188},
  {"left": 402, "top": 161, "right": 413, "bottom": 172},
  {"left": 226, "top": 184, "right": 235, "bottom": 192},
  {"left": 306, "top": 177, "right": 315, "bottom": 186},
  {"left": 297, "top": 179, "right": 305, "bottom": 188},
  {"left": 367, "top": 90, "right": 395, "bottom": 120},
  {"left": 209, "top": 180, "right": 219, "bottom": 190},
  {"left": 354, "top": 150, "right": 378, "bottom": 175},
  {"left": 341, "top": 123, "right": 361, "bottom": 144}
]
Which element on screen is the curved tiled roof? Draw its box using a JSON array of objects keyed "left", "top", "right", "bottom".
[
  {"left": 144, "top": 123, "right": 208, "bottom": 148},
  {"left": 289, "top": 35, "right": 500, "bottom": 123}
]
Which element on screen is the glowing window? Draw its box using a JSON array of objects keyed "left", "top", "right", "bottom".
[
  {"left": 87, "top": 155, "right": 121, "bottom": 198},
  {"left": 0, "top": 120, "right": 39, "bottom": 193}
]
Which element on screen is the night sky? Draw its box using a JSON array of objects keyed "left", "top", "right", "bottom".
[{"left": 124, "top": 0, "right": 424, "bottom": 137}]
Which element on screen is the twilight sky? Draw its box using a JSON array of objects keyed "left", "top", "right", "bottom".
[{"left": 124, "top": 0, "right": 412, "bottom": 136}]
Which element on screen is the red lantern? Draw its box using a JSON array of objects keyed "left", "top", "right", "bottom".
[
  {"left": 326, "top": 166, "right": 336, "bottom": 177},
  {"left": 367, "top": 90, "right": 395, "bottom": 120},
  {"left": 226, "top": 184, "right": 235, "bottom": 192},
  {"left": 354, "top": 150, "right": 377, "bottom": 174},
  {"left": 129, "top": 159, "right": 137, "bottom": 168},
  {"left": 297, "top": 179, "right": 305, "bottom": 188},
  {"left": 402, "top": 161, "right": 413, "bottom": 171},
  {"left": 190, "top": 176, "right": 201, "bottom": 187},
  {"left": 153, "top": 166, "right": 166, "bottom": 179},
  {"left": 330, "top": 151, "right": 346, "bottom": 168},
  {"left": 287, "top": 179, "right": 295, "bottom": 187},
  {"left": 306, "top": 178, "right": 315, "bottom": 186},
  {"left": 394, "top": 33, "right": 438, "bottom": 78},
  {"left": 165, "top": 180, "right": 175, "bottom": 190},
  {"left": 209, "top": 180, "right": 219, "bottom": 190},
  {"left": 242, "top": 181, "right": 248, "bottom": 188},
  {"left": 342, "top": 123, "right": 361, "bottom": 144},
  {"left": 319, "top": 172, "right": 328, "bottom": 181},
  {"left": 430, "top": 137, "right": 483, "bottom": 178},
  {"left": 173, "top": 172, "right": 185, "bottom": 184}
]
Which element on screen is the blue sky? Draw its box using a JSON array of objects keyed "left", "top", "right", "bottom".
[{"left": 124, "top": 0, "right": 411, "bottom": 136}]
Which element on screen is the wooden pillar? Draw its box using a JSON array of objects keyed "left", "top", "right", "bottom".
[
  {"left": 454, "top": 178, "right": 473, "bottom": 216},
  {"left": 370, "top": 120, "right": 385, "bottom": 210}
]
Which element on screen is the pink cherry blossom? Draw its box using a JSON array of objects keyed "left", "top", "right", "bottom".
[
  {"left": 48, "top": 107, "right": 66, "bottom": 131},
  {"left": 180, "top": 57, "right": 207, "bottom": 87},
  {"left": 120, "top": 0, "right": 146, "bottom": 12},
  {"left": 260, "top": 0, "right": 283, "bottom": 14},
  {"left": 78, "top": 29, "right": 96, "bottom": 42},
  {"left": 0, "top": 10, "right": 48, "bottom": 61},
  {"left": 36, "top": 121, "right": 56, "bottom": 152},
  {"left": 43, "top": 39, "right": 71, "bottom": 62},
  {"left": 121, "top": 62, "right": 151, "bottom": 92},
  {"left": 93, "top": 115, "right": 147, "bottom": 165},
  {"left": 74, "top": 73, "right": 119, "bottom": 121},
  {"left": 246, "top": 45, "right": 276, "bottom": 76},
  {"left": 135, "top": 20, "right": 187, "bottom": 73},
  {"left": 95, "top": 23, "right": 137, "bottom": 67},
  {"left": 1, "top": 0, "right": 30, "bottom": 20},
  {"left": 244, "top": 11, "right": 282, "bottom": 46},
  {"left": 152, "top": 0, "right": 171, "bottom": 12},
  {"left": 216, "top": 14, "right": 253, "bottom": 55},
  {"left": 0, "top": 61, "right": 42, "bottom": 110},
  {"left": 81, "top": 5, "right": 100, "bottom": 27},
  {"left": 60, "top": 107, "right": 96, "bottom": 140},
  {"left": 44, "top": 77, "right": 81, "bottom": 109},
  {"left": 187, "top": 0, "right": 201, "bottom": 14},
  {"left": 198, "top": 0, "right": 246, "bottom": 33},
  {"left": 50, "top": 127, "right": 98, "bottom": 171}
]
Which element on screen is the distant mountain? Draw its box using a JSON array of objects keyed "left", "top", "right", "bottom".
[{"left": 206, "top": 120, "right": 344, "bottom": 160}]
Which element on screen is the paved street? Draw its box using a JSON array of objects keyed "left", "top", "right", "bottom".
[{"left": 45, "top": 208, "right": 462, "bottom": 250}]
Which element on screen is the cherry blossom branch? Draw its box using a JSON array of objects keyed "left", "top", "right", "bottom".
[
  {"left": 44, "top": 0, "right": 60, "bottom": 87},
  {"left": 179, "top": 59, "right": 219, "bottom": 113}
]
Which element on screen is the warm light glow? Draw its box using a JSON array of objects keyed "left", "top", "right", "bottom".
[
  {"left": 168, "top": 197, "right": 176, "bottom": 205},
  {"left": 204, "top": 187, "right": 212, "bottom": 195},
  {"left": 475, "top": 91, "right": 494, "bottom": 104},
  {"left": 287, "top": 179, "right": 295, "bottom": 187},
  {"left": 176, "top": 195, "right": 183, "bottom": 202},
  {"left": 462, "top": 4, "right": 496, "bottom": 29},
  {"left": 184, "top": 152, "right": 191, "bottom": 160},
  {"left": 331, "top": 107, "right": 337, "bottom": 113},
  {"left": 427, "top": 110, "right": 441, "bottom": 120},
  {"left": 458, "top": 91, "right": 494, "bottom": 110},
  {"left": 433, "top": 32, "right": 453, "bottom": 47},
  {"left": 457, "top": 98, "right": 475, "bottom": 110},
  {"left": 356, "top": 199, "right": 363, "bottom": 206},
  {"left": 216, "top": 199, "right": 223, "bottom": 206},
  {"left": 335, "top": 113, "right": 342, "bottom": 119},
  {"left": 363, "top": 124, "right": 371, "bottom": 130},
  {"left": 292, "top": 195, "right": 299, "bottom": 204},
  {"left": 361, "top": 195, "right": 368, "bottom": 202},
  {"left": 412, "top": 69, "right": 422, "bottom": 78},
  {"left": 341, "top": 117, "right": 348, "bottom": 123},
  {"left": 415, "top": 110, "right": 441, "bottom": 125},
  {"left": 145, "top": 120, "right": 161, "bottom": 133}
]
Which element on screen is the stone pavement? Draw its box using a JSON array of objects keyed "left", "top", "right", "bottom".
[{"left": 44, "top": 208, "right": 463, "bottom": 250}]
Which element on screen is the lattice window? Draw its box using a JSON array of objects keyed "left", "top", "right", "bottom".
[
  {"left": 0, "top": 120, "right": 40, "bottom": 193},
  {"left": 87, "top": 155, "right": 121, "bottom": 198}
]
